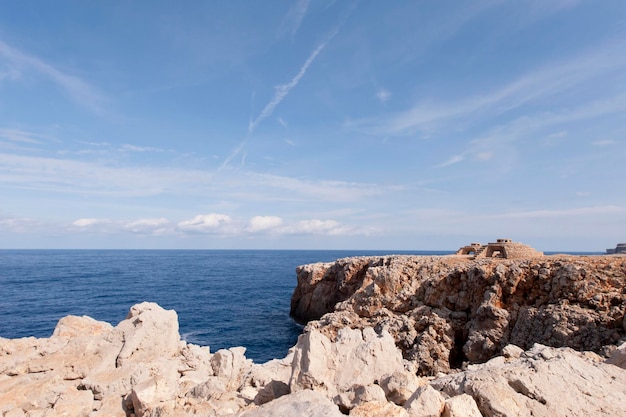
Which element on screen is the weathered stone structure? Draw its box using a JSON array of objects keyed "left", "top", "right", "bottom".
[
  {"left": 455, "top": 238, "right": 543, "bottom": 259},
  {"left": 607, "top": 243, "right": 626, "bottom": 254}
]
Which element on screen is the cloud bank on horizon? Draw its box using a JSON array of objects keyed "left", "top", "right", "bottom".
[{"left": 0, "top": 1, "right": 624, "bottom": 251}]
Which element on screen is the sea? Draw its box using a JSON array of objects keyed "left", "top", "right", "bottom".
[{"left": 0, "top": 249, "right": 451, "bottom": 363}]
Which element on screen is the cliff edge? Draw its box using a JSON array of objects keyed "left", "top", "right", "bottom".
[{"left": 291, "top": 255, "right": 626, "bottom": 374}]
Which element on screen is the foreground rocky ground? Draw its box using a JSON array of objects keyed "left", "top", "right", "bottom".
[{"left": 1, "top": 254, "right": 626, "bottom": 416}]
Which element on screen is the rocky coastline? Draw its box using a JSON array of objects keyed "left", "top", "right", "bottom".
[{"left": 2, "top": 254, "right": 626, "bottom": 416}]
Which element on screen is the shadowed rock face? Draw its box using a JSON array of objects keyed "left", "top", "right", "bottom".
[{"left": 291, "top": 255, "right": 626, "bottom": 375}]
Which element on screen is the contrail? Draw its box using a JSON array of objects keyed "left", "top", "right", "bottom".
[
  {"left": 248, "top": 40, "right": 330, "bottom": 135},
  {"left": 220, "top": 3, "right": 355, "bottom": 169}
]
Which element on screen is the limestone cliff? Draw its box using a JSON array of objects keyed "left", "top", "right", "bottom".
[{"left": 291, "top": 255, "right": 626, "bottom": 375}]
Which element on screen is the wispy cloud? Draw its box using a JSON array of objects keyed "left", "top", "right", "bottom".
[
  {"left": 0, "top": 39, "right": 106, "bottom": 114},
  {"left": 0, "top": 128, "right": 46, "bottom": 144},
  {"left": 278, "top": 0, "right": 310, "bottom": 41},
  {"left": 375, "top": 88, "right": 391, "bottom": 103},
  {"left": 437, "top": 154, "right": 465, "bottom": 168},
  {"left": 591, "top": 139, "right": 617, "bottom": 146},
  {"left": 347, "top": 40, "right": 626, "bottom": 137},
  {"left": 494, "top": 205, "right": 626, "bottom": 219}
]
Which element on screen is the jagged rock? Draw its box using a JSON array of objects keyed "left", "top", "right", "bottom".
[
  {"left": 404, "top": 385, "right": 445, "bottom": 417},
  {"left": 335, "top": 384, "right": 387, "bottom": 412},
  {"left": 379, "top": 371, "right": 424, "bottom": 406},
  {"left": 290, "top": 327, "right": 405, "bottom": 398},
  {"left": 350, "top": 400, "right": 410, "bottom": 417},
  {"left": 291, "top": 255, "right": 626, "bottom": 374},
  {"left": 238, "top": 390, "right": 344, "bottom": 417},
  {"left": 52, "top": 385, "right": 94, "bottom": 417},
  {"left": 211, "top": 347, "right": 252, "bottom": 390},
  {"left": 431, "top": 344, "right": 626, "bottom": 417},
  {"left": 115, "top": 302, "right": 180, "bottom": 367},
  {"left": 242, "top": 354, "right": 293, "bottom": 405},
  {"left": 606, "top": 341, "right": 626, "bottom": 369},
  {"left": 130, "top": 372, "right": 179, "bottom": 417},
  {"left": 52, "top": 315, "right": 114, "bottom": 338},
  {"left": 443, "top": 394, "right": 482, "bottom": 417},
  {"left": 501, "top": 344, "right": 523, "bottom": 360}
]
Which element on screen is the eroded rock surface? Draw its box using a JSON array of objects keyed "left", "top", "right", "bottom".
[{"left": 292, "top": 255, "right": 626, "bottom": 374}]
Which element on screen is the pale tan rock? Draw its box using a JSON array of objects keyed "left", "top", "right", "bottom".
[
  {"left": 115, "top": 302, "right": 180, "bottom": 367},
  {"left": 350, "top": 400, "right": 410, "bottom": 417},
  {"left": 211, "top": 347, "right": 252, "bottom": 390},
  {"left": 241, "top": 354, "right": 293, "bottom": 405},
  {"left": 89, "top": 395, "right": 126, "bottom": 417},
  {"left": 289, "top": 330, "right": 334, "bottom": 393},
  {"left": 606, "top": 341, "right": 626, "bottom": 369},
  {"left": 404, "top": 385, "right": 445, "bottom": 417},
  {"left": 52, "top": 315, "right": 113, "bottom": 338},
  {"left": 130, "top": 373, "right": 178, "bottom": 417},
  {"left": 380, "top": 371, "right": 424, "bottom": 405},
  {"left": 80, "top": 362, "right": 151, "bottom": 400},
  {"left": 290, "top": 327, "right": 405, "bottom": 398},
  {"left": 502, "top": 344, "right": 524, "bottom": 360},
  {"left": 179, "top": 343, "right": 214, "bottom": 385},
  {"left": 443, "top": 394, "right": 482, "bottom": 417},
  {"left": 4, "top": 408, "right": 26, "bottom": 417},
  {"left": 52, "top": 386, "right": 94, "bottom": 417},
  {"left": 432, "top": 345, "right": 626, "bottom": 417},
  {"left": 238, "top": 390, "right": 344, "bottom": 417},
  {"left": 335, "top": 384, "right": 387, "bottom": 411}
]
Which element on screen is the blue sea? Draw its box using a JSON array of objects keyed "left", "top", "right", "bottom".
[{"left": 0, "top": 249, "right": 448, "bottom": 363}]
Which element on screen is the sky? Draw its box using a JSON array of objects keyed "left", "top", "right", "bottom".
[{"left": 0, "top": 0, "right": 625, "bottom": 251}]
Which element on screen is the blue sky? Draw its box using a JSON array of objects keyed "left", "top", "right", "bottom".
[{"left": 1, "top": 0, "right": 625, "bottom": 250}]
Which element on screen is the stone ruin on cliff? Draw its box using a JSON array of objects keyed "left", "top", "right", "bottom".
[
  {"left": 607, "top": 243, "right": 626, "bottom": 254},
  {"left": 455, "top": 238, "right": 543, "bottom": 259}
]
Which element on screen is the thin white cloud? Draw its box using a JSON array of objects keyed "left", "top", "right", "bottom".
[
  {"left": 437, "top": 154, "right": 465, "bottom": 168},
  {"left": 177, "top": 213, "right": 232, "bottom": 234},
  {"left": 591, "top": 139, "right": 617, "bottom": 146},
  {"left": 246, "top": 215, "right": 283, "bottom": 233},
  {"left": 494, "top": 205, "right": 626, "bottom": 219},
  {"left": 0, "top": 128, "right": 43, "bottom": 144},
  {"left": 72, "top": 218, "right": 112, "bottom": 227},
  {"left": 376, "top": 89, "right": 391, "bottom": 103},
  {"left": 0, "top": 152, "right": 216, "bottom": 197},
  {"left": 278, "top": 117, "right": 288, "bottom": 128},
  {"left": 281, "top": 219, "right": 359, "bottom": 236},
  {"left": 0, "top": 40, "right": 106, "bottom": 114},
  {"left": 124, "top": 218, "right": 170, "bottom": 234},
  {"left": 0, "top": 217, "right": 41, "bottom": 232},
  {"left": 0, "top": 66, "right": 20, "bottom": 81},
  {"left": 466, "top": 93, "right": 626, "bottom": 157},
  {"left": 119, "top": 144, "right": 165, "bottom": 153},
  {"left": 347, "top": 40, "right": 626, "bottom": 137},
  {"left": 278, "top": 0, "right": 310, "bottom": 41}
]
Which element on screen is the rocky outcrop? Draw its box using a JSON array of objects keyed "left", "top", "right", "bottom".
[
  {"left": 291, "top": 255, "right": 626, "bottom": 375},
  {"left": 2, "top": 254, "right": 626, "bottom": 416}
]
